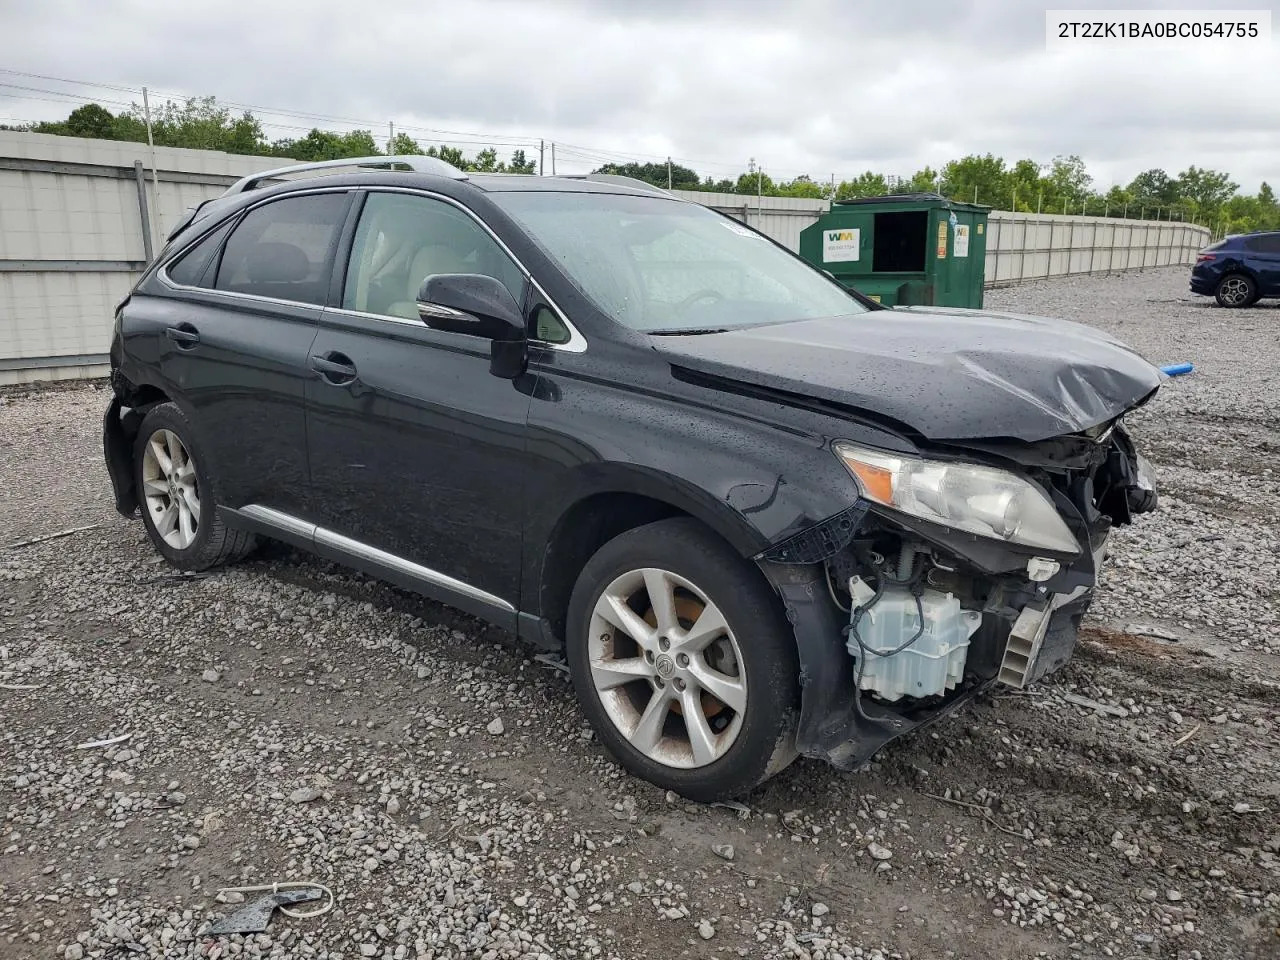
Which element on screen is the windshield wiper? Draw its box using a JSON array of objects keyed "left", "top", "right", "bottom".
[{"left": 647, "top": 327, "right": 731, "bottom": 336}]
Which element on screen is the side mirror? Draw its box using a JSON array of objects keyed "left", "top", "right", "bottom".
[{"left": 416, "top": 274, "right": 525, "bottom": 342}]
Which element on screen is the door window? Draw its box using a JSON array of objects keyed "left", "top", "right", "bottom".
[
  {"left": 214, "top": 193, "right": 349, "bottom": 305},
  {"left": 343, "top": 192, "right": 526, "bottom": 321},
  {"left": 1243, "top": 234, "right": 1280, "bottom": 254}
]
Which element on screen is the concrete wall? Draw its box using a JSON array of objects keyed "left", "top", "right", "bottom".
[
  {"left": 0, "top": 131, "right": 286, "bottom": 385},
  {"left": 670, "top": 189, "right": 830, "bottom": 254},
  {"left": 983, "top": 213, "right": 1209, "bottom": 286},
  {"left": 0, "top": 130, "right": 1212, "bottom": 385}
]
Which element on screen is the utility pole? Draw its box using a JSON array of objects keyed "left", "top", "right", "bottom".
[
  {"left": 141, "top": 87, "right": 162, "bottom": 246},
  {"left": 973, "top": 184, "right": 978, "bottom": 204},
  {"left": 1037, "top": 190, "right": 1043, "bottom": 213},
  {"left": 539, "top": 140, "right": 544, "bottom": 176},
  {"left": 551, "top": 143, "right": 556, "bottom": 176},
  {"left": 387, "top": 121, "right": 394, "bottom": 156},
  {"left": 667, "top": 156, "right": 672, "bottom": 190}
]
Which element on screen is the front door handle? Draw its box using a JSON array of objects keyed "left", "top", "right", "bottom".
[
  {"left": 309, "top": 352, "right": 358, "bottom": 384},
  {"left": 165, "top": 323, "right": 200, "bottom": 349}
]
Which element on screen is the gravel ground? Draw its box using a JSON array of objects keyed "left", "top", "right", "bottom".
[{"left": 2, "top": 265, "right": 1277, "bottom": 960}]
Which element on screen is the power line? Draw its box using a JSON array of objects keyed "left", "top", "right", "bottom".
[{"left": 0, "top": 68, "right": 825, "bottom": 181}]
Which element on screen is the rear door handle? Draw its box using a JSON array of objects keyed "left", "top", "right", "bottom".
[
  {"left": 309, "top": 351, "right": 358, "bottom": 384},
  {"left": 165, "top": 323, "right": 200, "bottom": 349}
]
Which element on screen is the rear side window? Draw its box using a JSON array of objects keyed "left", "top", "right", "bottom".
[
  {"left": 214, "top": 193, "right": 350, "bottom": 305},
  {"left": 165, "top": 220, "right": 234, "bottom": 288},
  {"left": 1243, "top": 234, "right": 1280, "bottom": 253}
]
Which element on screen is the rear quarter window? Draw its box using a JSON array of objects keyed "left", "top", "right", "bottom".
[{"left": 164, "top": 220, "right": 235, "bottom": 288}]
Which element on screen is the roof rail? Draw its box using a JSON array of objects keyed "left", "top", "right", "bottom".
[
  {"left": 223, "top": 155, "right": 468, "bottom": 196},
  {"left": 556, "top": 173, "right": 677, "bottom": 198}
]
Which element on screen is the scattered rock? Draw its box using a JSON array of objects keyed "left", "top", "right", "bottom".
[
  {"left": 712, "top": 843, "right": 735, "bottom": 861},
  {"left": 486, "top": 717, "right": 505, "bottom": 736}
]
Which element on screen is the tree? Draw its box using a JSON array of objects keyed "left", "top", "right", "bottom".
[
  {"left": 940, "top": 154, "right": 1008, "bottom": 205},
  {"left": 1127, "top": 169, "right": 1180, "bottom": 209},
  {"left": 735, "top": 170, "right": 776, "bottom": 196},
  {"left": 835, "top": 172, "right": 889, "bottom": 201},
  {"left": 273, "top": 128, "right": 380, "bottom": 161},
  {"left": 596, "top": 161, "right": 698, "bottom": 189},
  {"left": 904, "top": 167, "right": 940, "bottom": 193},
  {"left": 389, "top": 133, "right": 424, "bottom": 155},
  {"left": 1048, "top": 155, "right": 1092, "bottom": 206},
  {"left": 507, "top": 149, "right": 537, "bottom": 175},
  {"left": 65, "top": 103, "right": 116, "bottom": 139},
  {"left": 777, "top": 174, "right": 826, "bottom": 199},
  {"left": 1174, "top": 166, "right": 1237, "bottom": 220},
  {"left": 426, "top": 144, "right": 467, "bottom": 168}
]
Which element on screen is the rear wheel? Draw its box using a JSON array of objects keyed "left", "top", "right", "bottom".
[
  {"left": 1215, "top": 273, "right": 1257, "bottom": 308},
  {"left": 566, "top": 518, "right": 798, "bottom": 801},
  {"left": 134, "top": 403, "right": 257, "bottom": 571}
]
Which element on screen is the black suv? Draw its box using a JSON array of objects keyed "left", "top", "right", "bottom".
[{"left": 104, "top": 156, "right": 1161, "bottom": 800}]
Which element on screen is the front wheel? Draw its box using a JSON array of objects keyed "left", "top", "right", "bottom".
[
  {"left": 1215, "top": 273, "right": 1257, "bottom": 308},
  {"left": 566, "top": 518, "right": 799, "bottom": 802}
]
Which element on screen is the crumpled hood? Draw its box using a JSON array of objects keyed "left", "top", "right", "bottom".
[{"left": 654, "top": 307, "right": 1162, "bottom": 442}]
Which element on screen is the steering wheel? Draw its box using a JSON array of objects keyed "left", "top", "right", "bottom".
[{"left": 675, "top": 289, "right": 725, "bottom": 313}]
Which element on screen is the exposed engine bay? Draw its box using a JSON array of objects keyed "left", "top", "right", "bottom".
[{"left": 761, "top": 419, "right": 1158, "bottom": 769}]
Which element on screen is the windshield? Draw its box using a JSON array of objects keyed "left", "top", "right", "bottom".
[{"left": 492, "top": 191, "right": 867, "bottom": 333}]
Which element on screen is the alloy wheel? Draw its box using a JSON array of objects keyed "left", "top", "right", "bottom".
[
  {"left": 587, "top": 567, "right": 747, "bottom": 769},
  {"left": 141, "top": 428, "right": 201, "bottom": 550},
  {"left": 1219, "top": 276, "right": 1252, "bottom": 306}
]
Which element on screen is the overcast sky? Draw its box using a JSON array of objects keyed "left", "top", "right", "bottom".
[{"left": 1, "top": 0, "right": 1277, "bottom": 192}]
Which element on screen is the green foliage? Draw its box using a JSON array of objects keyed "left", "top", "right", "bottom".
[
  {"left": 15, "top": 95, "right": 1279, "bottom": 234},
  {"left": 735, "top": 170, "right": 775, "bottom": 195},
  {"left": 835, "top": 172, "right": 889, "bottom": 201},
  {"left": 597, "top": 161, "right": 699, "bottom": 189}
]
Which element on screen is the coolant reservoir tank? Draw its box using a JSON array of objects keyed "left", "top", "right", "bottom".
[{"left": 847, "top": 583, "right": 982, "bottom": 702}]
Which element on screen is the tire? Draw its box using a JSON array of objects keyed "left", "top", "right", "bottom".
[
  {"left": 133, "top": 402, "right": 257, "bottom": 572},
  {"left": 1215, "top": 273, "right": 1257, "bottom": 308},
  {"left": 566, "top": 517, "right": 799, "bottom": 802}
]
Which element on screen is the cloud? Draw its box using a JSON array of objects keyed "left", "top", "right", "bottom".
[{"left": 1, "top": 0, "right": 1277, "bottom": 190}]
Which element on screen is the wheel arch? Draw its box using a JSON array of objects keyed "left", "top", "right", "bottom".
[{"left": 528, "top": 468, "right": 771, "bottom": 647}]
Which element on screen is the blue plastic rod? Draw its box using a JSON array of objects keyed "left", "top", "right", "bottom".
[{"left": 1160, "top": 362, "right": 1194, "bottom": 377}]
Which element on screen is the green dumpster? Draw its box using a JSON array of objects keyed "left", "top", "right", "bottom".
[{"left": 799, "top": 193, "right": 989, "bottom": 308}]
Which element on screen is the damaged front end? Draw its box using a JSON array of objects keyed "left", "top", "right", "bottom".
[{"left": 760, "top": 421, "right": 1157, "bottom": 770}]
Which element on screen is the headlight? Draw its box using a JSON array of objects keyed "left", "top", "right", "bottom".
[{"left": 833, "top": 441, "right": 1081, "bottom": 555}]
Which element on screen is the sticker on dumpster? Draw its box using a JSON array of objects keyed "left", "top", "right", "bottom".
[
  {"left": 977, "top": 223, "right": 984, "bottom": 235},
  {"left": 867, "top": 294, "right": 881, "bottom": 303},
  {"left": 936, "top": 222, "right": 948, "bottom": 258},
  {"left": 822, "top": 228, "right": 860, "bottom": 262},
  {"left": 954, "top": 224, "right": 970, "bottom": 258}
]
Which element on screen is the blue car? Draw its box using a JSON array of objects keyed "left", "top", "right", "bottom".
[{"left": 1190, "top": 231, "right": 1280, "bottom": 307}]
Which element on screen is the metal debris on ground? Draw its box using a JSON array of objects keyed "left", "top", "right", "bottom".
[
  {"left": 4, "top": 522, "right": 103, "bottom": 551},
  {"left": 75, "top": 732, "right": 132, "bottom": 750},
  {"left": 532, "top": 653, "right": 570, "bottom": 675},
  {"left": 207, "top": 881, "right": 333, "bottom": 934},
  {"left": 207, "top": 888, "right": 326, "bottom": 935}
]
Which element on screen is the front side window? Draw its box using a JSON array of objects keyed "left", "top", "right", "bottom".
[
  {"left": 343, "top": 192, "right": 525, "bottom": 321},
  {"left": 492, "top": 191, "right": 867, "bottom": 333},
  {"left": 214, "top": 193, "right": 349, "bottom": 305}
]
